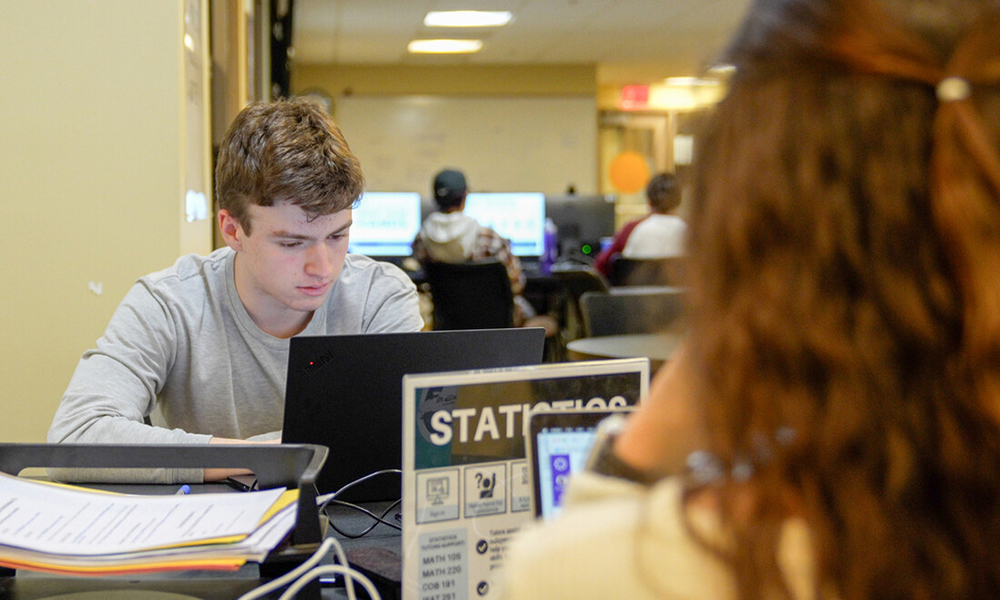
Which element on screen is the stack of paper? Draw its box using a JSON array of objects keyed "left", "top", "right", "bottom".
[{"left": 0, "top": 472, "right": 298, "bottom": 575}]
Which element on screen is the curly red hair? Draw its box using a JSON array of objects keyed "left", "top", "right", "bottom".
[{"left": 685, "top": 0, "right": 1000, "bottom": 597}]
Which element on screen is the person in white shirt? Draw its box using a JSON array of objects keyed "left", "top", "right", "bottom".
[{"left": 621, "top": 172, "right": 687, "bottom": 259}]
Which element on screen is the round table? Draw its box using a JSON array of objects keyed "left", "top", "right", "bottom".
[{"left": 566, "top": 332, "right": 682, "bottom": 369}]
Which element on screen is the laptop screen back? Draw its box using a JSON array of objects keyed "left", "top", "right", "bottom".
[{"left": 281, "top": 328, "right": 546, "bottom": 502}]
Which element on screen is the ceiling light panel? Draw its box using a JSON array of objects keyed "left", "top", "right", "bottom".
[
  {"left": 407, "top": 39, "right": 484, "bottom": 54},
  {"left": 424, "top": 11, "right": 513, "bottom": 27}
]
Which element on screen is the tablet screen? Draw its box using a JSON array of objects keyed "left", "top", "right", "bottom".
[{"left": 527, "top": 408, "right": 633, "bottom": 519}]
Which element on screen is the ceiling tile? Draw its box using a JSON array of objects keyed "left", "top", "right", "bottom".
[{"left": 293, "top": 0, "right": 752, "bottom": 82}]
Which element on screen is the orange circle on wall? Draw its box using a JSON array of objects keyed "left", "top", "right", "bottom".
[{"left": 608, "top": 152, "right": 649, "bottom": 194}]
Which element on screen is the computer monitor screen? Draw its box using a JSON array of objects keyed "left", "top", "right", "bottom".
[
  {"left": 349, "top": 192, "right": 422, "bottom": 257},
  {"left": 544, "top": 194, "right": 616, "bottom": 259},
  {"left": 463, "top": 192, "right": 546, "bottom": 257}
]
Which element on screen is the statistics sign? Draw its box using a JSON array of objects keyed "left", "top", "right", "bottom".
[{"left": 401, "top": 359, "right": 649, "bottom": 600}]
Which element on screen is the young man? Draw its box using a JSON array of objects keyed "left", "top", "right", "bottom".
[
  {"left": 412, "top": 168, "right": 542, "bottom": 328},
  {"left": 48, "top": 100, "right": 424, "bottom": 482}
]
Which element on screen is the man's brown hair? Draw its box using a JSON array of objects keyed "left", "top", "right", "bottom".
[
  {"left": 645, "top": 172, "right": 681, "bottom": 214},
  {"left": 215, "top": 99, "right": 364, "bottom": 233}
]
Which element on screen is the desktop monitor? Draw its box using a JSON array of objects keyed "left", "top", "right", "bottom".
[
  {"left": 463, "top": 192, "right": 546, "bottom": 257},
  {"left": 348, "top": 191, "right": 422, "bottom": 258},
  {"left": 544, "top": 194, "right": 616, "bottom": 260}
]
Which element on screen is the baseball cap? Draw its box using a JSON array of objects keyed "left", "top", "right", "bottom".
[{"left": 433, "top": 169, "right": 467, "bottom": 205}]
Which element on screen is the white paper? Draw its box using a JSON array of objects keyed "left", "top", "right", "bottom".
[
  {"left": 0, "top": 502, "right": 298, "bottom": 569},
  {"left": 0, "top": 473, "right": 286, "bottom": 556}
]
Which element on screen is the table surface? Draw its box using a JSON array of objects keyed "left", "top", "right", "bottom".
[
  {"left": 2, "top": 484, "right": 403, "bottom": 600},
  {"left": 566, "top": 331, "right": 683, "bottom": 364}
]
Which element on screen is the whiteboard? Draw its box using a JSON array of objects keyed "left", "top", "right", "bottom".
[{"left": 334, "top": 95, "right": 597, "bottom": 196}]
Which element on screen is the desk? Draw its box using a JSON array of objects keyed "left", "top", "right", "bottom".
[
  {"left": 609, "top": 284, "right": 684, "bottom": 295},
  {"left": 4, "top": 495, "right": 403, "bottom": 600},
  {"left": 0, "top": 444, "right": 339, "bottom": 600},
  {"left": 324, "top": 501, "right": 403, "bottom": 600},
  {"left": 566, "top": 332, "right": 682, "bottom": 370}
]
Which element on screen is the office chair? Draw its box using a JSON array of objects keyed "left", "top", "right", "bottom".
[
  {"left": 607, "top": 256, "right": 686, "bottom": 287},
  {"left": 424, "top": 260, "right": 515, "bottom": 330},
  {"left": 550, "top": 263, "right": 611, "bottom": 340},
  {"left": 579, "top": 288, "right": 686, "bottom": 337}
]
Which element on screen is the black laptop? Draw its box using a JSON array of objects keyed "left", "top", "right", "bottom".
[{"left": 281, "top": 328, "right": 546, "bottom": 502}]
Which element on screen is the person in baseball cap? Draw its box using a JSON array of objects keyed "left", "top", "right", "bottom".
[
  {"left": 432, "top": 169, "right": 468, "bottom": 210},
  {"left": 413, "top": 168, "right": 556, "bottom": 336}
]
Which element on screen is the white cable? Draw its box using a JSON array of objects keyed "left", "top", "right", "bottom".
[
  {"left": 235, "top": 538, "right": 330, "bottom": 600},
  {"left": 277, "top": 564, "right": 382, "bottom": 600},
  {"left": 239, "top": 470, "right": 406, "bottom": 600},
  {"left": 327, "top": 534, "right": 358, "bottom": 600},
  {"left": 237, "top": 536, "right": 358, "bottom": 600}
]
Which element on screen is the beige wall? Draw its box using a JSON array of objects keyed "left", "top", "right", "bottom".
[
  {"left": 293, "top": 64, "right": 600, "bottom": 194},
  {"left": 293, "top": 64, "right": 597, "bottom": 97},
  {"left": 0, "top": 0, "right": 212, "bottom": 442}
]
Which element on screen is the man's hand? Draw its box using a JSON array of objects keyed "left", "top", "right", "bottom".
[{"left": 204, "top": 436, "right": 281, "bottom": 482}]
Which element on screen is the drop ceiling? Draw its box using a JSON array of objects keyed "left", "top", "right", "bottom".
[{"left": 292, "top": 0, "right": 754, "bottom": 86}]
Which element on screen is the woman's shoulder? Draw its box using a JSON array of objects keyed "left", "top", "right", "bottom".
[{"left": 500, "top": 476, "right": 738, "bottom": 600}]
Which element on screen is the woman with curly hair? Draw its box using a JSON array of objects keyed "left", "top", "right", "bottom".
[{"left": 501, "top": 0, "right": 1000, "bottom": 598}]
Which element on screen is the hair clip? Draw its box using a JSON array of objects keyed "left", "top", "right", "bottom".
[
  {"left": 937, "top": 76, "right": 971, "bottom": 102},
  {"left": 686, "top": 450, "right": 725, "bottom": 485}
]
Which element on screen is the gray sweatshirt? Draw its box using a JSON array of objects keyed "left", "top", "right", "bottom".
[{"left": 48, "top": 247, "right": 423, "bottom": 482}]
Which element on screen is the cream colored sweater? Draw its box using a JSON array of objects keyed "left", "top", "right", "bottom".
[{"left": 499, "top": 472, "right": 816, "bottom": 600}]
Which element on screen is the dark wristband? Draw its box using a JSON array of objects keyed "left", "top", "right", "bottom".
[{"left": 585, "top": 414, "right": 660, "bottom": 485}]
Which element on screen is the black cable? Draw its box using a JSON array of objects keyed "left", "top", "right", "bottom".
[
  {"left": 326, "top": 498, "right": 402, "bottom": 538},
  {"left": 316, "top": 469, "right": 403, "bottom": 538}
]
